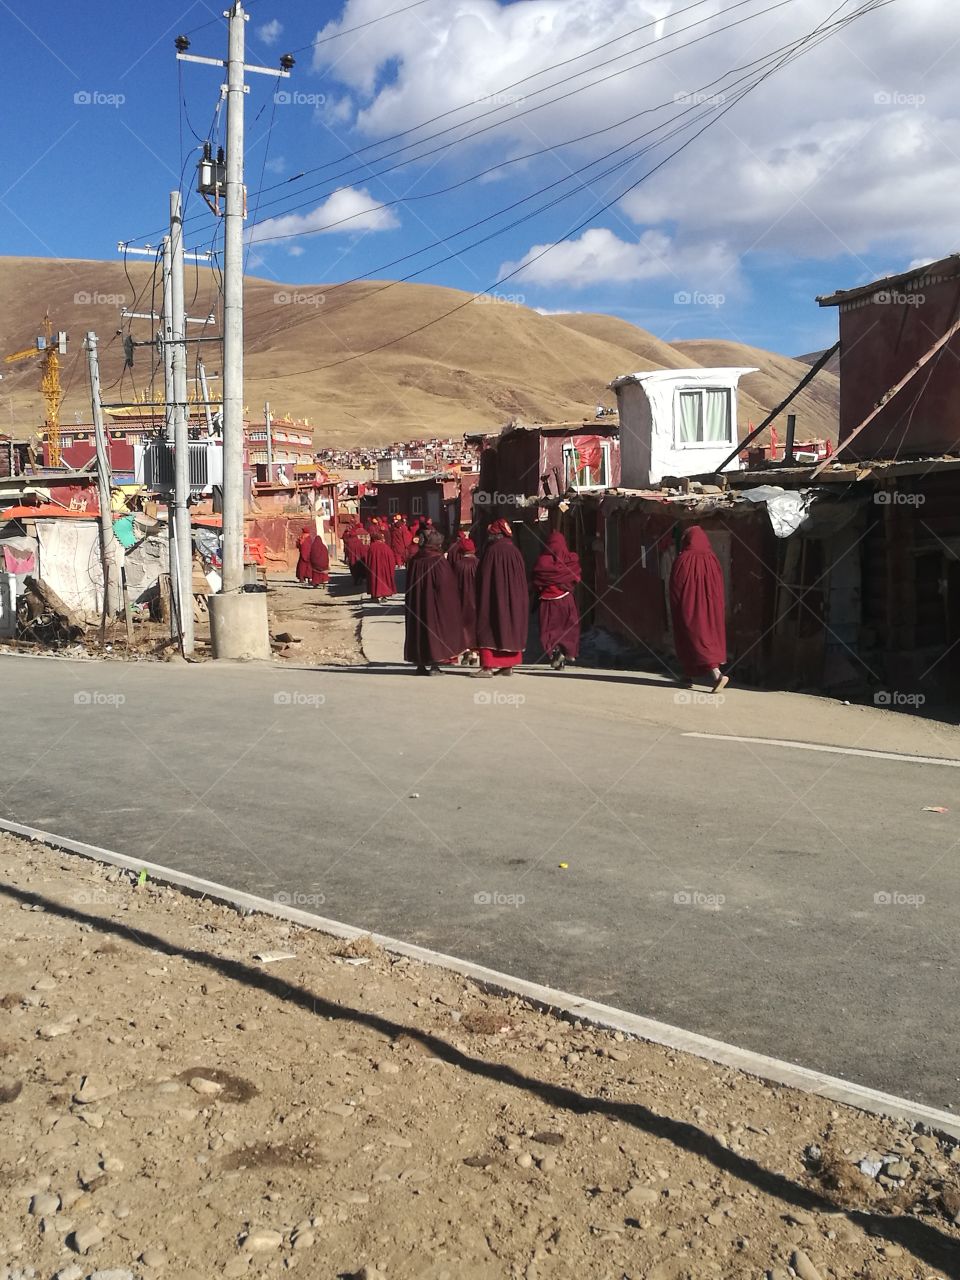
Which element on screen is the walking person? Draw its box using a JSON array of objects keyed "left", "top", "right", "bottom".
[
  {"left": 447, "top": 527, "right": 471, "bottom": 569},
  {"left": 365, "top": 530, "right": 398, "bottom": 602},
  {"left": 389, "top": 514, "right": 410, "bottom": 566},
  {"left": 295, "top": 526, "right": 314, "bottom": 585},
  {"left": 308, "top": 531, "right": 330, "bottom": 589},
  {"left": 404, "top": 529, "right": 464, "bottom": 675},
  {"left": 532, "top": 530, "right": 581, "bottom": 670},
  {"left": 475, "top": 518, "right": 528, "bottom": 677},
  {"left": 669, "top": 525, "right": 729, "bottom": 693},
  {"left": 451, "top": 534, "right": 479, "bottom": 664}
]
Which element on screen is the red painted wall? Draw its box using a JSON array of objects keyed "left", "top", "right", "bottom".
[
  {"left": 837, "top": 275, "right": 960, "bottom": 459},
  {"left": 570, "top": 504, "right": 775, "bottom": 683}
]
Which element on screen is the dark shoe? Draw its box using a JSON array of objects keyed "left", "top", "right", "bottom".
[{"left": 415, "top": 666, "right": 430, "bottom": 676}]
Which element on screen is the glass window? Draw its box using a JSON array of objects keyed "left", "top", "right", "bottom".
[{"left": 675, "top": 388, "right": 732, "bottom": 446}]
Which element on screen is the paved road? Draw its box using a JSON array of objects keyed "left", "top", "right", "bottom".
[{"left": 2, "top": 647, "right": 959, "bottom": 1109}]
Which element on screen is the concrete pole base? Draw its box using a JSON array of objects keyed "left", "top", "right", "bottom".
[{"left": 209, "top": 592, "right": 272, "bottom": 661}]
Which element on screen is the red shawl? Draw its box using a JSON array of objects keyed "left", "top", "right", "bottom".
[
  {"left": 668, "top": 525, "right": 727, "bottom": 672},
  {"left": 532, "top": 531, "right": 581, "bottom": 598}
]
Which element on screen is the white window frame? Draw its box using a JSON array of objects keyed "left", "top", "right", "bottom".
[
  {"left": 387, "top": 497, "right": 400, "bottom": 515},
  {"left": 673, "top": 386, "right": 734, "bottom": 449},
  {"left": 411, "top": 495, "right": 424, "bottom": 515},
  {"left": 562, "top": 441, "right": 613, "bottom": 490}
]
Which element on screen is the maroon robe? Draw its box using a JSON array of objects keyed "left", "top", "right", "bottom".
[
  {"left": 308, "top": 535, "right": 330, "bottom": 585},
  {"left": 389, "top": 522, "right": 408, "bottom": 565},
  {"left": 532, "top": 531, "right": 581, "bottom": 658},
  {"left": 295, "top": 530, "right": 314, "bottom": 582},
  {"left": 452, "top": 550, "right": 478, "bottom": 650},
  {"left": 342, "top": 526, "right": 362, "bottom": 567},
  {"left": 476, "top": 533, "right": 528, "bottom": 659},
  {"left": 669, "top": 525, "right": 727, "bottom": 675},
  {"left": 404, "top": 548, "right": 464, "bottom": 667},
  {"left": 366, "top": 537, "right": 398, "bottom": 600}
]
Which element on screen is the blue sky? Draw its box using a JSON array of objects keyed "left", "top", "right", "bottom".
[{"left": 1, "top": 0, "right": 956, "bottom": 358}]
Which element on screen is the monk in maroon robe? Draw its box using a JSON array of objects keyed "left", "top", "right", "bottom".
[
  {"left": 295, "top": 528, "right": 314, "bottom": 584},
  {"left": 308, "top": 534, "right": 330, "bottom": 588},
  {"left": 452, "top": 536, "right": 479, "bottom": 658},
  {"left": 388, "top": 517, "right": 404, "bottom": 565},
  {"left": 669, "top": 525, "right": 728, "bottom": 692},
  {"left": 532, "top": 530, "right": 581, "bottom": 669},
  {"left": 342, "top": 523, "right": 360, "bottom": 569},
  {"left": 366, "top": 532, "right": 398, "bottom": 601},
  {"left": 447, "top": 529, "right": 471, "bottom": 569},
  {"left": 404, "top": 529, "right": 464, "bottom": 674},
  {"left": 475, "top": 518, "right": 528, "bottom": 675}
]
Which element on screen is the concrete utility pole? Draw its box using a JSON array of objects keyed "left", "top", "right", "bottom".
[
  {"left": 85, "top": 332, "right": 118, "bottom": 644},
  {"left": 160, "top": 233, "right": 181, "bottom": 642},
  {"left": 178, "top": 10, "right": 292, "bottom": 659},
  {"left": 220, "top": 3, "right": 245, "bottom": 601},
  {"left": 169, "top": 191, "right": 195, "bottom": 655}
]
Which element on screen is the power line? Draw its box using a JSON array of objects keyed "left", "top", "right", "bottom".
[
  {"left": 121, "top": 0, "right": 793, "bottom": 247},
  {"left": 245, "top": 23, "right": 817, "bottom": 251},
  {"left": 271, "top": 0, "right": 742, "bottom": 194},
  {"left": 241, "top": 0, "right": 803, "bottom": 234},
  {"left": 261, "top": 0, "right": 895, "bottom": 381},
  {"left": 248, "top": 0, "right": 876, "bottom": 353}
]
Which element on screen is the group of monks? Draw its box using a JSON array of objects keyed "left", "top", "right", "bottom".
[{"left": 295, "top": 512, "right": 729, "bottom": 689}]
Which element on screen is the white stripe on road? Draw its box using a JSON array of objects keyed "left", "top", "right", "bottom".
[
  {"left": 682, "top": 732, "right": 960, "bottom": 767},
  {"left": 1, "top": 815, "right": 959, "bottom": 1141}
]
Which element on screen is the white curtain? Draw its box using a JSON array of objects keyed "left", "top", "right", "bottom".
[
  {"left": 703, "top": 388, "right": 731, "bottom": 442},
  {"left": 678, "top": 391, "right": 701, "bottom": 442}
]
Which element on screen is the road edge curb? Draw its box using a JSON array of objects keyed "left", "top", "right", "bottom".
[{"left": 4, "top": 815, "right": 959, "bottom": 1142}]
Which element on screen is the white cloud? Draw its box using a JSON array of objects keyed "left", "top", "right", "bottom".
[
  {"left": 264, "top": 156, "right": 286, "bottom": 175},
  {"left": 502, "top": 228, "right": 740, "bottom": 290},
  {"left": 247, "top": 186, "right": 399, "bottom": 246},
  {"left": 310, "top": 0, "right": 960, "bottom": 265},
  {"left": 257, "top": 19, "right": 283, "bottom": 46}
]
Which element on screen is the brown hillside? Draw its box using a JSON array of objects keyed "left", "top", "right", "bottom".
[
  {"left": 548, "top": 312, "right": 693, "bottom": 371},
  {"left": 0, "top": 258, "right": 838, "bottom": 447},
  {"left": 796, "top": 347, "right": 842, "bottom": 377}
]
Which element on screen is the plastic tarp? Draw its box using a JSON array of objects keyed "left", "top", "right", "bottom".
[
  {"left": 740, "top": 486, "right": 814, "bottom": 538},
  {"left": 0, "top": 535, "right": 37, "bottom": 576},
  {"left": 35, "top": 519, "right": 123, "bottom": 619},
  {"left": 124, "top": 534, "right": 170, "bottom": 603},
  {"left": 113, "top": 514, "right": 139, "bottom": 549}
]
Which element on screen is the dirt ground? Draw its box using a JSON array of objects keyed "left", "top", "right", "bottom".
[
  {"left": 266, "top": 571, "right": 365, "bottom": 667},
  {"left": 0, "top": 567, "right": 366, "bottom": 667},
  {"left": 2, "top": 835, "right": 959, "bottom": 1280}
]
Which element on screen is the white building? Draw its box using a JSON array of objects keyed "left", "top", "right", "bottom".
[
  {"left": 376, "top": 457, "right": 427, "bottom": 483},
  {"left": 611, "top": 367, "right": 757, "bottom": 488}
]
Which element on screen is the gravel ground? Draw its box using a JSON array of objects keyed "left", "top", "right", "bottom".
[{"left": 1, "top": 832, "right": 959, "bottom": 1280}]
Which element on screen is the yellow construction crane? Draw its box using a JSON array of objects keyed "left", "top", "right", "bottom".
[{"left": 3, "top": 313, "right": 67, "bottom": 467}]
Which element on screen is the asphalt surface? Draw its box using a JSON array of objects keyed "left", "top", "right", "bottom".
[{"left": 2, "top": 647, "right": 959, "bottom": 1109}]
